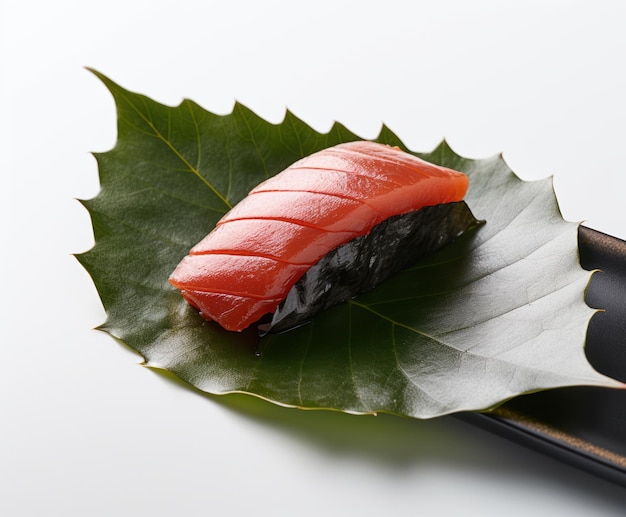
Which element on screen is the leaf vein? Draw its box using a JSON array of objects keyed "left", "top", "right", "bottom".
[
  {"left": 347, "top": 303, "right": 369, "bottom": 412},
  {"left": 241, "top": 109, "right": 270, "bottom": 179},
  {"left": 370, "top": 228, "right": 578, "bottom": 307},
  {"left": 92, "top": 208, "right": 189, "bottom": 248},
  {"left": 116, "top": 87, "right": 232, "bottom": 209},
  {"left": 110, "top": 166, "right": 229, "bottom": 215},
  {"left": 220, "top": 117, "right": 235, "bottom": 203},
  {"left": 186, "top": 102, "right": 202, "bottom": 172}
]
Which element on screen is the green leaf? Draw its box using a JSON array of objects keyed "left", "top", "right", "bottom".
[{"left": 78, "top": 70, "right": 622, "bottom": 419}]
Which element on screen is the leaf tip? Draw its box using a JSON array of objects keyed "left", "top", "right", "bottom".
[
  {"left": 375, "top": 124, "right": 407, "bottom": 150},
  {"left": 436, "top": 138, "right": 459, "bottom": 157},
  {"left": 84, "top": 67, "right": 132, "bottom": 104},
  {"left": 85, "top": 66, "right": 110, "bottom": 86}
]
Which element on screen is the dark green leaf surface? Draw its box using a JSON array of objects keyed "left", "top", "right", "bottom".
[{"left": 79, "top": 70, "right": 622, "bottom": 419}]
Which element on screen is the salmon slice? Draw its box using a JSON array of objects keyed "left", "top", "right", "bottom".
[{"left": 169, "top": 141, "right": 469, "bottom": 332}]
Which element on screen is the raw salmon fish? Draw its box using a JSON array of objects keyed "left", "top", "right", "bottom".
[{"left": 169, "top": 141, "right": 469, "bottom": 331}]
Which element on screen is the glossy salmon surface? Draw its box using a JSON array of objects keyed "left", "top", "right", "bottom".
[{"left": 169, "top": 141, "right": 469, "bottom": 331}]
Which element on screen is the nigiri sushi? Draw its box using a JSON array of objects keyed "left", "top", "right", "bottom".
[{"left": 169, "top": 141, "right": 477, "bottom": 333}]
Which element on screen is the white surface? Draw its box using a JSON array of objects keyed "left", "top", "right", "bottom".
[{"left": 2, "top": 1, "right": 626, "bottom": 515}]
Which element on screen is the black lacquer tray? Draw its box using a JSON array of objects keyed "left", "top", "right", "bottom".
[{"left": 462, "top": 226, "right": 626, "bottom": 487}]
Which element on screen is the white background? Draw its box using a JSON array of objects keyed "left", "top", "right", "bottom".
[{"left": 2, "top": 1, "right": 626, "bottom": 515}]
